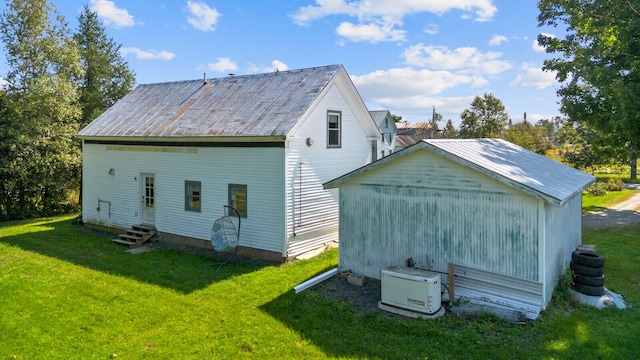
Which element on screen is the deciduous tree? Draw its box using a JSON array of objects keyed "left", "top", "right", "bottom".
[
  {"left": 0, "top": 0, "right": 82, "bottom": 219},
  {"left": 537, "top": 0, "right": 640, "bottom": 179},
  {"left": 459, "top": 93, "right": 509, "bottom": 138},
  {"left": 503, "top": 122, "right": 553, "bottom": 154}
]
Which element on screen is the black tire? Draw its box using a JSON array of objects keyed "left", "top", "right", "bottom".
[
  {"left": 570, "top": 261, "right": 604, "bottom": 277},
  {"left": 573, "top": 282, "right": 605, "bottom": 296},
  {"left": 573, "top": 274, "right": 605, "bottom": 287},
  {"left": 571, "top": 250, "right": 605, "bottom": 268}
]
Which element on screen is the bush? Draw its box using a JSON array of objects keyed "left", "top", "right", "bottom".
[
  {"left": 584, "top": 182, "right": 608, "bottom": 196},
  {"left": 606, "top": 178, "right": 624, "bottom": 191}
]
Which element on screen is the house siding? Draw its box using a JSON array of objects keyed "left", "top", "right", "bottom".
[
  {"left": 541, "top": 193, "right": 582, "bottom": 306},
  {"left": 82, "top": 142, "right": 286, "bottom": 253},
  {"left": 285, "top": 81, "right": 375, "bottom": 257}
]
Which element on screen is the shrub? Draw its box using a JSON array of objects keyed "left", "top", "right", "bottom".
[
  {"left": 584, "top": 182, "right": 608, "bottom": 196},
  {"left": 606, "top": 178, "right": 624, "bottom": 191}
]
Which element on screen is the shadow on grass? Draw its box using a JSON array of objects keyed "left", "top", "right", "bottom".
[
  {"left": 261, "top": 283, "right": 638, "bottom": 359},
  {"left": 582, "top": 205, "right": 607, "bottom": 213},
  {"left": 259, "top": 286, "right": 539, "bottom": 359},
  {"left": 0, "top": 217, "right": 269, "bottom": 294}
]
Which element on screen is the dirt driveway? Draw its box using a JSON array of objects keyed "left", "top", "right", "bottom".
[{"left": 582, "top": 184, "right": 640, "bottom": 229}]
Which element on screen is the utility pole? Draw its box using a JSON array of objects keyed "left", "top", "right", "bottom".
[{"left": 430, "top": 106, "right": 436, "bottom": 139}]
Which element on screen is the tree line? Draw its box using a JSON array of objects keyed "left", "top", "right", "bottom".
[
  {"left": 404, "top": 91, "right": 636, "bottom": 179},
  {"left": 0, "top": 0, "right": 134, "bottom": 221},
  {"left": 1, "top": 0, "right": 637, "bottom": 220}
]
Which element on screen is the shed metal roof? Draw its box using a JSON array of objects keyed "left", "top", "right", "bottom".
[
  {"left": 325, "top": 138, "right": 595, "bottom": 206},
  {"left": 78, "top": 65, "right": 342, "bottom": 139}
]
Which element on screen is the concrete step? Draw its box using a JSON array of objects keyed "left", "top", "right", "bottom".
[{"left": 112, "top": 238, "right": 137, "bottom": 246}]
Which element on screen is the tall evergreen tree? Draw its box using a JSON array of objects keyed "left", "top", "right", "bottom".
[
  {"left": 75, "top": 5, "right": 135, "bottom": 126},
  {"left": 441, "top": 119, "right": 458, "bottom": 138},
  {"left": 0, "top": 0, "right": 82, "bottom": 219}
]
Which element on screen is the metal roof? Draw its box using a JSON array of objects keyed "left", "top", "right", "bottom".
[
  {"left": 325, "top": 138, "right": 595, "bottom": 205},
  {"left": 394, "top": 134, "right": 417, "bottom": 148},
  {"left": 369, "top": 110, "right": 397, "bottom": 132},
  {"left": 369, "top": 110, "right": 388, "bottom": 126},
  {"left": 78, "top": 65, "right": 342, "bottom": 139}
]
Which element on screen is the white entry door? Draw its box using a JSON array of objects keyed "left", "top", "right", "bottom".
[{"left": 141, "top": 174, "right": 155, "bottom": 225}]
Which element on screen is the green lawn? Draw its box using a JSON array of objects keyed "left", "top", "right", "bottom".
[
  {"left": 582, "top": 188, "right": 636, "bottom": 212},
  {"left": 1, "top": 215, "right": 639, "bottom": 359}
]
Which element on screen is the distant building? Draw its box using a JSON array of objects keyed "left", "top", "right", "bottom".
[{"left": 369, "top": 110, "right": 397, "bottom": 159}]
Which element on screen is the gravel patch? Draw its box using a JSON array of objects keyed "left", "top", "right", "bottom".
[{"left": 582, "top": 189, "right": 640, "bottom": 230}]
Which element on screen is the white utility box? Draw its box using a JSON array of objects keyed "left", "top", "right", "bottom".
[{"left": 380, "top": 266, "right": 441, "bottom": 314}]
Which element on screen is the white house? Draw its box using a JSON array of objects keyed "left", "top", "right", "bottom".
[
  {"left": 369, "top": 110, "right": 396, "bottom": 159},
  {"left": 77, "top": 65, "right": 382, "bottom": 262},
  {"left": 324, "top": 139, "right": 595, "bottom": 318}
]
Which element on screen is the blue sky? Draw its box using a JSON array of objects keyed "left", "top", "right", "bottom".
[{"left": 4, "top": 0, "right": 564, "bottom": 125}]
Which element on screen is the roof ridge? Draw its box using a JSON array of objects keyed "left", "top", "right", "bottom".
[{"left": 136, "top": 64, "right": 343, "bottom": 86}]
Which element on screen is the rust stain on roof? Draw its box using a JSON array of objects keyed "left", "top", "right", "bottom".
[{"left": 78, "top": 65, "right": 342, "bottom": 139}]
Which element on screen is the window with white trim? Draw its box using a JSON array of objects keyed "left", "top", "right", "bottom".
[
  {"left": 228, "top": 184, "right": 247, "bottom": 218},
  {"left": 327, "top": 111, "right": 341, "bottom": 148},
  {"left": 185, "top": 181, "right": 201, "bottom": 212}
]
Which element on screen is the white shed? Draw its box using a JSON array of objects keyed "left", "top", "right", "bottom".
[
  {"left": 324, "top": 139, "right": 595, "bottom": 318},
  {"left": 77, "top": 65, "right": 381, "bottom": 262}
]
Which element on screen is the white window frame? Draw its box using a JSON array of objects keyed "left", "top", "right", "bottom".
[
  {"left": 185, "top": 180, "right": 201, "bottom": 212},
  {"left": 327, "top": 111, "right": 341, "bottom": 148},
  {"left": 228, "top": 184, "right": 247, "bottom": 218}
]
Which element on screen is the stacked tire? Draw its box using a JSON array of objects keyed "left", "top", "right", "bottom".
[{"left": 570, "top": 250, "right": 605, "bottom": 296}]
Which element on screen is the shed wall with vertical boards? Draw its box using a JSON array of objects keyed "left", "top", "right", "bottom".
[{"left": 324, "top": 138, "right": 595, "bottom": 315}]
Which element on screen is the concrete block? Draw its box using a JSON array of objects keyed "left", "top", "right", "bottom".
[
  {"left": 578, "top": 244, "right": 596, "bottom": 252},
  {"left": 339, "top": 270, "right": 352, "bottom": 280},
  {"left": 347, "top": 273, "right": 366, "bottom": 286}
]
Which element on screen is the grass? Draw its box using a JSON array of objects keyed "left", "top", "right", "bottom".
[
  {"left": 594, "top": 172, "right": 640, "bottom": 184},
  {"left": 1, "top": 214, "right": 639, "bottom": 359},
  {"left": 582, "top": 188, "right": 636, "bottom": 212}
]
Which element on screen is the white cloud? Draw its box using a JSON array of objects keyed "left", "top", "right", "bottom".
[
  {"left": 291, "top": 0, "right": 497, "bottom": 43},
  {"left": 510, "top": 65, "right": 557, "bottom": 89},
  {"left": 351, "top": 67, "right": 482, "bottom": 100},
  {"left": 292, "top": 0, "right": 498, "bottom": 25},
  {"left": 247, "top": 60, "right": 290, "bottom": 74},
  {"left": 187, "top": 1, "right": 221, "bottom": 32},
  {"left": 271, "top": 60, "right": 289, "bottom": 72},
  {"left": 206, "top": 57, "right": 238, "bottom": 72},
  {"left": 336, "top": 20, "right": 406, "bottom": 42},
  {"left": 424, "top": 24, "right": 438, "bottom": 35},
  {"left": 489, "top": 34, "right": 507, "bottom": 46},
  {"left": 402, "top": 44, "right": 512, "bottom": 75},
  {"left": 121, "top": 47, "right": 175, "bottom": 60},
  {"left": 533, "top": 33, "right": 555, "bottom": 53},
  {"left": 90, "top": 0, "right": 135, "bottom": 28}
]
